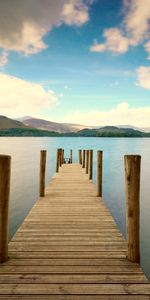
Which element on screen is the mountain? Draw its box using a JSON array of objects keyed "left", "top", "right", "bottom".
[
  {"left": 65, "top": 126, "right": 150, "bottom": 137},
  {"left": 0, "top": 124, "right": 150, "bottom": 137},
  {"left": 0, "top": 115, "right": 150, "bottom": 137},
  {"left": 0, "top": 115, "right": 61, "bottom": 136},
  {"left": 0, "top": 115, "right": 26, "bottom": 129},
  {"left": 22, "top": 117, "right": 87, "bottom": 133},
  {"left": 19, "top": 116, "right": 150, "bottom": 134},
  {"left": 94, "top": 124, "right": 150, "bottom": 132}
]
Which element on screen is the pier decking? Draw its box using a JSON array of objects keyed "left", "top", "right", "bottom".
[{"left": 0, "top": 163, "right": 150, "bottom": 299}]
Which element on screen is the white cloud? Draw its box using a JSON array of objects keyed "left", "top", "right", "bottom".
[
  {"left": 0, "top": 51, "right": 8, "bottom": 67},
  {"left": 90, "top": 28, "right": 129, "bottom": 54},
  {"left": 0, "top": 73, "right": 58, "bottom": 117},
  {"left": 90, "top": 43, "right": 106, "bottom": 52},
  {"left": 0, "top": 0, "right": 90, "bottom": 55},
  {"left": 136, "top": 66, "right": 150, "bottom": 90},
  {"left": 124, "top": 0, "right": 150, "bottom": 45},
  {"left": 90, "top": 0, "right": 150, "bottom": 57},
  {"left": 62, "top": 0, "right": 89, "bottom": 26},
  {"left": 63, "top": 102, "right": 150, "bottom": 127}
]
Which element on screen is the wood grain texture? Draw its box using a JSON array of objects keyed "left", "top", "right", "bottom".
[
  {"left": 124, "top": 155, "right": 141, "bottom": 262},
  {"left": 97, "top": 150, "right": 103, "bottom": 197},
  {"left": 0, "top": 163, "right": 149, "bottom": 298},
  {"left": 39, "top": 150, "right": 46, "bottom": 197},
  {"left": 0, "top": 155, "right": 11, "bottom": 263}
]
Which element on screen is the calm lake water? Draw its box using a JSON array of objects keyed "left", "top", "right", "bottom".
[{"left": 0, "top": 137, "right": 150, "bottom": 279}]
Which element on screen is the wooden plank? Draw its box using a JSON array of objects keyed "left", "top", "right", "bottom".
[
  {"left": 0, "top": 296, "right": 149, "bottom": 300},
  {"left": 15, "top": 229, "right": 122, "bottom": 234},
  {"left": 12, "top": 237, "right": 124, "bottom": 242},
  {"left": 8, "top": 245, "right": 127, "bottom": 251},
  {"left": 4, "top": 258, "right": 139, "bottom": 266},
  {"left": 0, "top": 274, "right": 147, "bottom": 284},
  {"left": 0, "top": 296, "right": 150, "bottom": 300},
  {"left": 0, "top": 265, "right": 143, "bottom": 273},
  {"left": 9, "top": 251, "right": 127, "bottom": 259},
  {"left": 9, "top": 241, "right": 127, "bottom": 246},
  {"left": 0, "top": 283, "right": 149, "bottom": 294},
  {"left": 14, "top": 231, "right": 123, "bottom": 236}
]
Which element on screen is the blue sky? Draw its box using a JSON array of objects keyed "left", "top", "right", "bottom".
[{"left": 0, "top": 0, "right": 150, "bottom": 126}]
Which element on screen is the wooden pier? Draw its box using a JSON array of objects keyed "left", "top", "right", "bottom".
[{"left": 0, "top": 150, "right": 150, "bottom": 299}]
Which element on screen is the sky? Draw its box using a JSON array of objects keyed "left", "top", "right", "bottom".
[{"left": 0, "top": 0, "right": 150, "bottom": 127}]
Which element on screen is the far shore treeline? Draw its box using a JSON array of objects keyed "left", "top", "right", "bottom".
[{"left": 1, "top": 126, "right": 150, "bottom": 138}]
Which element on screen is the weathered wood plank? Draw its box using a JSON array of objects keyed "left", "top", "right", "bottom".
[
  {"left": 9, "top": 251, "right": 127, "bottom": 259},
  {"left": 4, "top": 258, "right": 139, "bottom": 266},
  {"left": 8, "top": 245, "right": 127, "bottom": 251},
  {"left": 0, "top": 265, "right": 143, "bottom": 273},
  {"left": 0, "top": 296, "right": 149, "bottom": 300},
  {"left": 0, "top": 296, "right": 150, "bottom": 300},
  {"left": 0, "top": 283, "right": 150, "bottom": 294},
  {"left": 0, "top": 273, "right": 147, "bottom": 284}
]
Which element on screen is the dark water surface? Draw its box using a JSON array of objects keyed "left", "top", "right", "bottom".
[{"left": 0, "top": 137, "right": 149, "bottom": 279}]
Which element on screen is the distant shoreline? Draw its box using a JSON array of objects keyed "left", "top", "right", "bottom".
[{"left": 0, "top": 128, "right": 150, "bottom": 138}]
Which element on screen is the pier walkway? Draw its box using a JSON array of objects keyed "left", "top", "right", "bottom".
[{"left": 0, "top": 163, "right": 150, "bottom": 299}]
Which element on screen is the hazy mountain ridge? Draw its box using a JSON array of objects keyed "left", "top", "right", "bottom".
[
  {"left": 21, "top": 117, "right": 150, "bottom": 133},
  {"left": 22, "top": 117, "right": 86, "bottom": 133}
]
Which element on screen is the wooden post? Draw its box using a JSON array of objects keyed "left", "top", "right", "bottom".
[
  {"left": 97, "top": 151, "right": 103, "bottom": 197},
  {"left": 124, "top": 155, "right": 141, "bottom": 263},
  {"left": 82, "top": 150, "right": 85, "bottom": 168},
  {"left": 78, "top": 149, "right": 82, "bottom": 165},
  {"left": 70, "top": 149, "right": 73, "bottom": 163},
  {"left": 89, "top": 150, "right": 93, "bottom": 180},
  {"left": 61, "top": 149, "right": 64, "bottom": 164},
  {"left": 59, "top": 149, "right": 62, "bottom": 167},
  {"left": 0, "top": 155, "right": 11, "bottom": 263},
  {"left": 86, "top": 150, "right": 89, "bottom": 174},
  {"left": 56, "top": 149, "right": 59, "bottom": 173},
  {"left": 39, "top": 150, "right": 47, "bottom": 197}
]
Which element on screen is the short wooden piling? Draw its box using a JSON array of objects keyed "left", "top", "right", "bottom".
[
  {"left": 59, "top": 149, "right": 62, "bottom": 167},
  {"left": 78, "top": 149, "right": 82, "bottom": 165},
  {"left": 86, "top": 150, "right": 89, "bottom": 174},
  {"left": 97, "top": 150, "right": 103, "bottom": 197},
  {"left": 82, "top": 150, "right": 85, "bottom": 168},
  {"left": 70, "top": 149, "right": 73, "bottom": 163},
  {"left": 89, "top": 150, "right": 93, "bottom": 180},
  {"left": 61, "top": 149, "right": 64, "bottom": 164},
  {"left": 39, "top": 150, "right": 47, "bottom": 197},
  {"left": 124, "top": 155, "right": 141, "bottom": 263},
  {"left": 0, "top": 155, "right": 11, "bottom": 263},
  {"left": 56, "top": 149, "right": 59, "bottom": 173}
]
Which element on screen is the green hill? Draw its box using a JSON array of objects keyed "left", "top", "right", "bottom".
[
  {"left": 63, "top": 126, "right": 150, "bottom": 137},
  {"left": 76, "top": 126, "right": 149, "bottom": 137}
]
